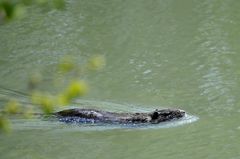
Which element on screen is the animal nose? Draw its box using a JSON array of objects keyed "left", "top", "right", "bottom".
[
  {"left": 179, "top": 109, "right": 185, "bottom": 113},
  {"left": 179, "top": 109, "right": 186, "bottom": 116}
]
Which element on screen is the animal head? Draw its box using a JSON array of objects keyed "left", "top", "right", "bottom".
[{"left": 150, "top": 109, "right": 185, "bottom": 123}]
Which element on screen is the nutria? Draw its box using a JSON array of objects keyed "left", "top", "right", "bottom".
[{"left": 55, "top": 108, "right": 185, "bottom": 124}]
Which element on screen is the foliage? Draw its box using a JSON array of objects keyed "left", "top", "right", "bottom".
[
  {"left": 0, "top": 0, "right": 107, "bottom": 133},
  {"left": 0, "top": 55, "right": 105, "bottom": 133},
  {"left": 0, "top": 0, "right": 65, "bottom": 23}
]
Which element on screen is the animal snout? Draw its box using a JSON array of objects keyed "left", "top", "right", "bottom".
[{"left": 178, "top": 109, "right": 186, "bottom": 117}]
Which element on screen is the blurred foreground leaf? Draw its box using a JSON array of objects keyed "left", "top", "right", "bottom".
[
  {"left": 0, "top": 1, "right": 15, "bottom": 19},
  {"left": 0, "top": 55, "right": 104, "bottom": 133},
  {"left": 0, "top": 116, "right": 11, "bottom": 133},
  {"left": 53, "top": 0, "right": 65, "bottom": 10},
  {"left": 4, "top": 100, "right": 21, "bottom": 114},
  {"left": 64, "top": 80, "right": 88, "bottom": 101},
  {"left": 0, "top": 1, "right": 26, "bottom": 20},
  {"left": 58, "top": 56, "right": 75, "bottom": 73},
  {"left": 88, "top": 55, "right": 106, "bottom": 71},
  {"left": 0, "top": 0, "right": 65, "bottom": 24},
  {"left": 31, "top": 92, "right": 54, "bottom": 114},
  {"left": 21, "top": 0, "right": 34, "bottom": 6}
]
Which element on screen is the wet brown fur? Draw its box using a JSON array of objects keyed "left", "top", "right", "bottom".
[{"left": 55, "top": 108, "right": 185, "bottom": 124}]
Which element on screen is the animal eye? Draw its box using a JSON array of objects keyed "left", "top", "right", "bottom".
[{"left": 151, "top": 112, "right": 159, "bottom": 120}]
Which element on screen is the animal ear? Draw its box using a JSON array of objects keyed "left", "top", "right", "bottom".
[{"left": 151, "top": 111, "right": 159, "bottom": 120}]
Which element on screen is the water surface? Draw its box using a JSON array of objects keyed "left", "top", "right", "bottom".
[{"left": 1, "top": 0, "right": 240, "bottom": 159}]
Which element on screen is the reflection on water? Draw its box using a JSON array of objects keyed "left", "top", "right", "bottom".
[{"left": 1, "top": 0, "right": 240, "bottom": 159}]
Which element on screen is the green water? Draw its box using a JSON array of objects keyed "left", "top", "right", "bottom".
[{"left": 1, "top": 0, "right": 240, "bottom": 158}]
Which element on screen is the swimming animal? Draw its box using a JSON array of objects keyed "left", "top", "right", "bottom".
[{"left": 54, "top": 108, "right": 185, "bottom": 124}]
